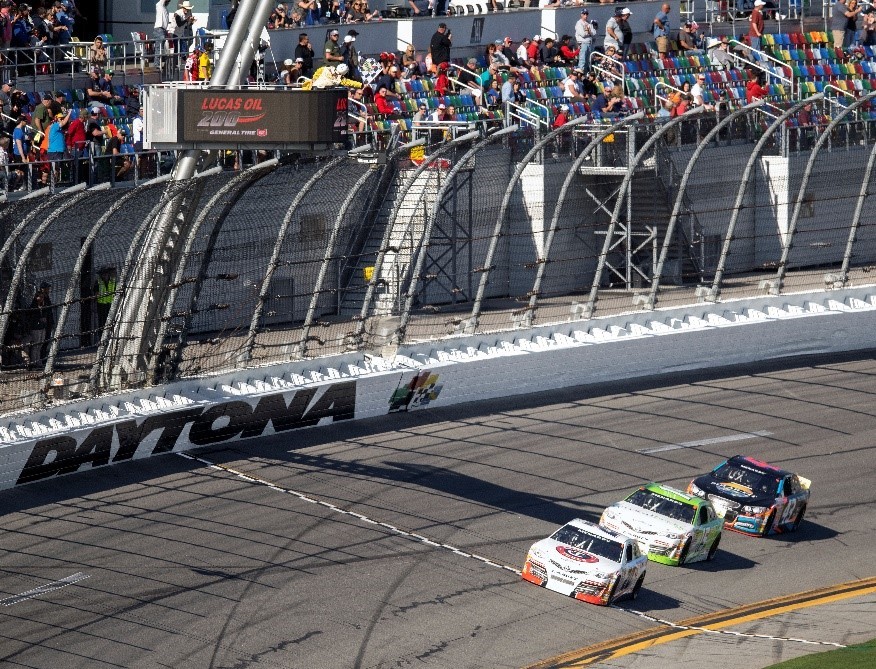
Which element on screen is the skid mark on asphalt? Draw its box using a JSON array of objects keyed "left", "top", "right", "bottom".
[
  {"left": 176, "top": 452, "right": 522, "bottom": 577},
  {"left": 1, "top": 572, "right": 90, "bottom": 606}
]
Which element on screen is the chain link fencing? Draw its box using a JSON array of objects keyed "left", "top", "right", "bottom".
[{"left": 3, "top": 111, "right": 876, "bottom": 414}]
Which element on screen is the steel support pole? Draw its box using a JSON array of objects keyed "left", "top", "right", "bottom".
[
  {"left": 830, "top": 138, "right": 876, "bottom": 288},
  {"left": 642, "top": 100, "right": 765, "bottom": 310},
  {"left": 521, "top": 114, "right": 647, "bottom": 329},
  {"left": 771, "top": 92, "right": 876, "bottom": 295},
  {"left": 239, "top": 157, "right": 346, "bottom": 365},
  {"left": 45, "top": 176, "right": 172, "bottom": 378},
  {"left": 463, "top": 115, "right": 620, "bottom": 335},
  {"left": 583, "top": 107, "right": 704, "bottom": 319},
  {"left": 702, "top": 94, "right": 825, "bottom": 302},
  {"left": 392, "top": 126, "right": 518, "bottom": 344}
]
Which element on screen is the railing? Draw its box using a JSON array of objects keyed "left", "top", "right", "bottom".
[
  {"left": 504, "top": 100, "right": 545, "bottom": 130},
  {"left": 654, "top": 81, "right": 685, "bottom": 111},
  {"left": 728, "top": 39, "right": 796, "bottom": 99}
]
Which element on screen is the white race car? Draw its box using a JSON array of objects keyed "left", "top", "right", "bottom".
[{"left": 522, "top": 518, "right": 647, "bottom": 606}]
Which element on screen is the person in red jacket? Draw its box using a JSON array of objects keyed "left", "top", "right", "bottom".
[
  {"left": 434, "top": 61, "right": 450, "bottom": 95},
  {"left": 65, "top": 112, "right": 87, "bottom": 159},
  {"left": 558, "top": 35, "right": 580, "bottom": 66},
  {"left": 746, "top": 76, "right": 767, "bottom": 103},
  {"left": 374, "top": 86, "right": 396, "bottom": 115}
]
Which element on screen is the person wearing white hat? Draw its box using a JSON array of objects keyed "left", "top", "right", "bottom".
[
  {"left": 172, "top": 0, "right": 196, "bottom": 56},
  {"left": 749, "top": 0, "right": 765, "bottom": 51},
  {"left": 619, "top": 7, "right": 633, "bottom": 59}
]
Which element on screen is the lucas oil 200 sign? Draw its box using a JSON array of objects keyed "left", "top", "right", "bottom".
[{"left": 179, "top": 89, "right": 347, "bottom": 144}]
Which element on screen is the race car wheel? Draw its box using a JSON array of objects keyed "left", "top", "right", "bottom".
[
  {"left": 706, "top": 535, "right": 720, "bottom": 561},
  {"left": 790, "top": 504, "right": 807, "bottom": 531},
  {"left": 762, "top": 510, "right": 776, "bottom": 536},
  {"left": 678, "top": 538, "right": 691, "bottom": 565},
  {"left": 606, "top": 580, "right": 618, "bottom": 605},
  {"left": 630, "top": 575, "right": 644, "bottom": 601}
]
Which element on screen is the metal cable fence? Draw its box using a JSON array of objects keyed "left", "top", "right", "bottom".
[{"left": 4, "top": 113, "right": 876, "bottom": 414}]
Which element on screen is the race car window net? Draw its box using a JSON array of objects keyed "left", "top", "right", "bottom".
[
  {"left": 715, "top": 464, "right": 781, "bottom": 496},
  {"left": 626, "top": 489, "right": 696, "bottom": 524},
  {"left": 551, "top": 526, "right": 623, "bottom": 563}
]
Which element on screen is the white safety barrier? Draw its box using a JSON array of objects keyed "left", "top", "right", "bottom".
[{"left": 3, "top": 286, "right": 876, "bottom": 490}]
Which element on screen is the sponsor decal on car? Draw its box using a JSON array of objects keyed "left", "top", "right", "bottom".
[
  {"left": 556, "top": 546, "right": 599, "bottom": 563},
  {"left": 715, "top": 482, "right": 756, "bottom": 497}
]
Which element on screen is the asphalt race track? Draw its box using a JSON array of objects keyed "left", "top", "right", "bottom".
[{"left": 2, "top": 352, "right": 876, "bottom": 669}]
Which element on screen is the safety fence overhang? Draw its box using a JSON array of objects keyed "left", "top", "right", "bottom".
[{"left": 3, "top": 284, "right": 876, "bottom": 490}]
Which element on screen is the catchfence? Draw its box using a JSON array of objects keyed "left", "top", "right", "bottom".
[{"left": 3, "top": 101, "right": 876, "bottom": 414}]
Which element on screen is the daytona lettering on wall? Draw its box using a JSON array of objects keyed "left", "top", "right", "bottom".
[{"left": 15, "top": 381, "right": 356, "bottom": 485}]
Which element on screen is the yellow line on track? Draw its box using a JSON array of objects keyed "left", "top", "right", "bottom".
[{"left": 523, "top": 576, "right": 876, "bottom": 669}]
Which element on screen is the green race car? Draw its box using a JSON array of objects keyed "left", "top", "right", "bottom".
[{"left": 600, "top": 483, "right": 723, "bottom": 566}]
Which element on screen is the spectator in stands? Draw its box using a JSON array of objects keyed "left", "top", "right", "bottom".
[
  {"left": 65, "top": 107, "right": 85, "bottom": 158},
  {"left": 173, "top": 1, "right": 196, "bottom": 55},
  {"left": 552, "top": 103, "right": 569, "bottom": 129},
  {"left": 435, "top": 62, "right": 451, "bottom": 95},
  {"left": 832, "top": 0, "right": 854, "bottom": 48},
  {"left": 565, "top": 69, "right": 589, "bottom": 101},
  {"left": 575, "top": 10, "right": 597, "bottom": 70},
  {"left": 199, "top": 41, "right": 213, "bottom": 79},
  {"left": 445, "top": 104, "right": 457, "bottom": 121},
  {"left": 32, "top": 92, "right": 53, "bottom": 137},
  {"left": 296, "top": 33, "right": 315, "bottom": 76},
  {"left": 0, "top": 2, "right": 13, "bottom": 52},
  {"left": 54, "top": 0, "right": 74, "bottom": 43},
  {"left": 402, "top": 43, "right": 418, "bottom": 72},
  {"left": 270, "top": 3, "right": 289, "bottom": 27},
  {"left": 678, "top": 21, "right": 697, "bottom": 52},
  {"left": 845, "top": 0, "right": 861, "bottom": 46},
  {"left": 501, "top": 71, "right": 516, "bottom": 103},
  {"left": 32, "top": 8, "right": 51, "bottom": 66},
  {"left": 558, "top": 35, "right": 580, "bottom": 66},
  {"left": 580, "top": 70, "right": 599, "bottom": 98},
  {"left": 710, "top": 35, "right": 734, "bottom": 69},
  {"left": 154, "top": 0, "right": 172, "bottom": 68},
  {"left": 323, "top": 0, "right": 342, "bottom": 23},
  {"left": 106, "top": 126, "right": 132, "bottom": 180},
  {"left": 605, "top": 10, "right": 621, "bottom": 52},
  {"left": 408, "top": 0, "right": 430, "bottom": 16},
  {"left": 863, "top": 5, "right": 876, "bottom": 45},
  {"left": 342, "top": 32, "right": 361, "bottom": 81},
  {"left": 87, "top": 69, "right": 106, "bottom": 106},
  {"left": 99, "top": 71, "right": 123, "bottom": 106},
  {"left": 0, "top": 79, "right": 13, "bottom": 118},
  {"left": 491, "top": 40, "right": 511, "bottom": 70},
  {"left": 540, "top": 37, "right": 561, "bottom": 65},
  {"left": 592, "top": 83, "right": 623, "bottom": 118},
  {"left": 500, "top": 37, "right": 519, "bottom": 67},
  {"left": 671, "top": 92, "right": 691, "bottom": 116},
  {"left": 652, "top": 3, "right": 670, "bottom": 56},
  {"left": 745, "top": 75, "right": 767, "bottom": 102},
  {"left": 280, "top": 58, "right": 302, "bottom": 84},
  {"left": 89, "top": 35, "right": 108, "bottom": 72},
  {"left": 297, "top": 0, "right": 320, "bottom": 24},
  {"left": 324, "top": 29, "right": 344, "bottom": 66},
  {"left": 528, "top": 35, "right": 542, "bottom": 65},
  {"left": 46, "top": 110, "right": 69, "bottom": 182},
  {"left": 430, "top": 23, "right": 452, "bottom": 69},
  {"left": 10, "top": 115, "right": 29, "bottom": 190},
  {"left": 748, "top": 0, "right": 765, "bottom": 51},
  {"left": 86, "top": 108, "right": 104, "bottom": 156},
  {"left": 412, "top": 101, "right": 428, "bottom": 126},
  {"left": 132, "top": 107, "right": 144, "bottom": 152},
  {"left": 597, "top": 46, "right": 623, "bottom": 78},
  {"left": 690, "top": 73, "right": 714, "bottom": 110},
  {"left": 618, "top": 8, "right": 633, "bottom": 59},
  {"left": 485, "top": 78, "right": 501, "bottom": 107}
]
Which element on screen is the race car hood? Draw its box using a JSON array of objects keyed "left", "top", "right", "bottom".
[
  {"left": 529, "top": 538, "right": 621, "bottom": 576},
  {"left": 693, "top": 474, "right": 773, "bottom": 507},
  {"left": 608, "top": 501, "right": 690, "bottom": 537}
]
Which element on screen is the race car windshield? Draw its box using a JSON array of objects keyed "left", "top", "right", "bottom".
[
  {"left": 626, "top": 489, "right": 695, "bottom": 523},
  {"left": 551, "top": 525, "right": 623, "bottom": 562},
  {"left": 714, "top": 463, "right": 780, "bottom": 496}
]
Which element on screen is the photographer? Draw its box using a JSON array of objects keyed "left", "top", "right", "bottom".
[
  {"left": 863, "top": 4, "right": 876, "bottom": 45},
  {"left": 429, "top": 22, "right": 451, "bottom": 70}
]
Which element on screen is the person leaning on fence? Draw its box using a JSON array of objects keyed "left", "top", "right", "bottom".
[{"left": 199, "top": 41, "right": 213, "bottom": 80}]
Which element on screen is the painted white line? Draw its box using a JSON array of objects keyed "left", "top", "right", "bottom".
[
  {"left": 1, "top": 572, "right": 90, "bottom": 607},
  {"left": 615, "top": 606, "right": 846, "bottom": 648},
  {"left": 638, "top": 431, "right": 773, "bottom": 454},
  {"left": 176, "top": 452, "right": 523, "bottom": 576}
]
